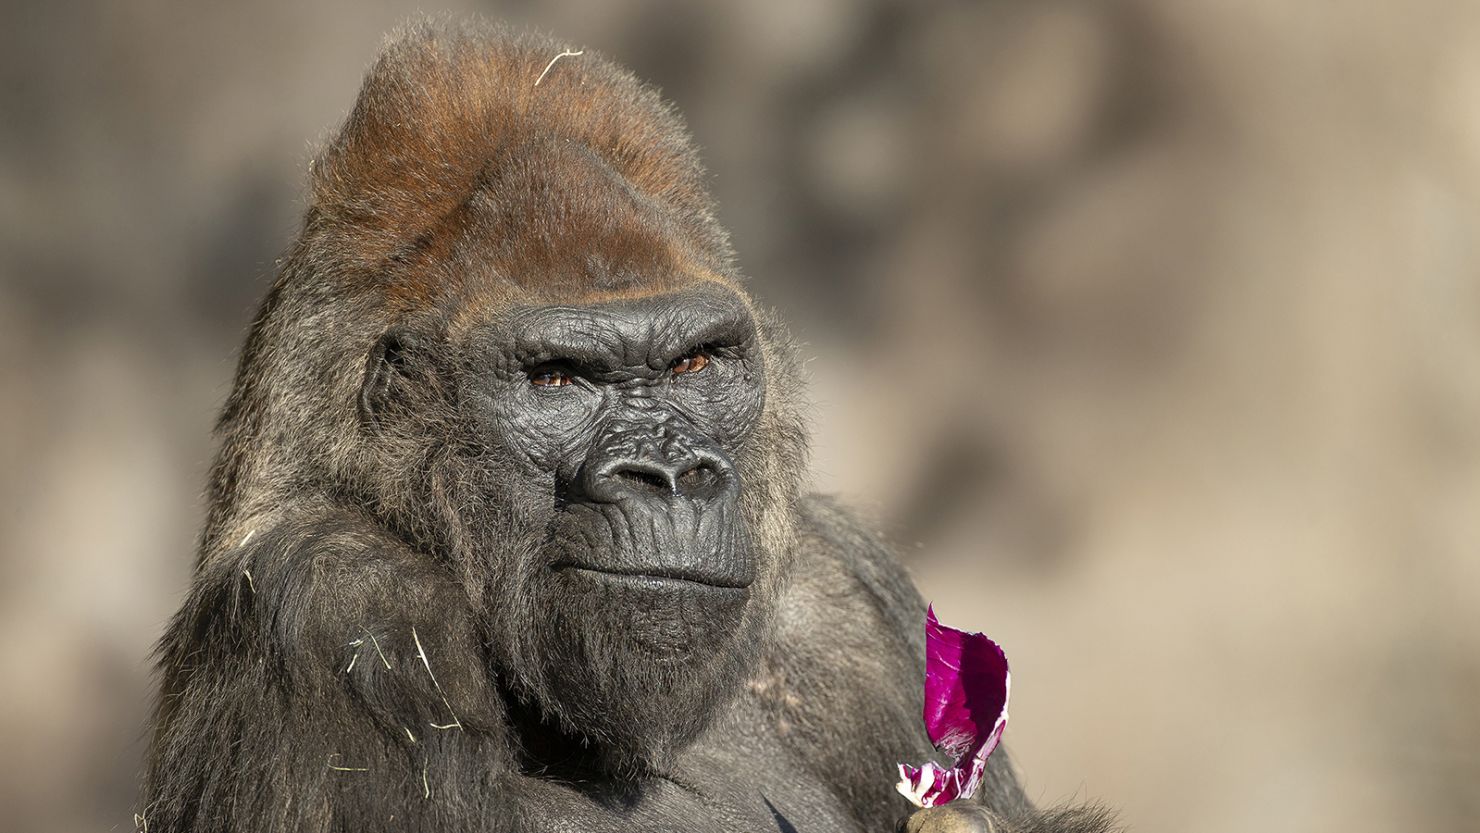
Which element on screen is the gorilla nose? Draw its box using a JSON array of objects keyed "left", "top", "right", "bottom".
[{"left": 582, "top": 449, "right": 736, "bottom": 503}]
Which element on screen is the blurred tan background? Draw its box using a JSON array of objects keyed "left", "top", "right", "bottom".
[{"left": 3, "top": 1, "right": 1479, "bottom": 831}]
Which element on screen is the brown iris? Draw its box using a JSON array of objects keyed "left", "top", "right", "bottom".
[
  {"left": 530, "top": 370, "right": 573, "bottom": 387},
  {"left": 670, "top": 352, "right": 710, "bottom": 376}
]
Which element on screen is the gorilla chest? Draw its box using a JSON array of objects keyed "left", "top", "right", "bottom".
[{"left": 514, "top": 731, "right": 875, "bottom": 833}]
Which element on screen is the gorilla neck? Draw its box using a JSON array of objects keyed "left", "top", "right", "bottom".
[
  {"left": 502, "top": 686, "right": 668, "bottom": 787},
  {"left": 498, "top": 657, "right": 736, "bottom": 785}
]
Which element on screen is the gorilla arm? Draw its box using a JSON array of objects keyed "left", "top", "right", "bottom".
[{"left": 141, "top": 514, "right": 518, "bottom": 833}]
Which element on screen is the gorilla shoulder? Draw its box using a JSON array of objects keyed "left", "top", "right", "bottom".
[{"left": 786, "top": 495, "right": 928, "bottom": 647}]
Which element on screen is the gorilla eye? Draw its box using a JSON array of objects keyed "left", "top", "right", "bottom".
[
  {"left": 529, "top": 369, "right": 573, "bottom": 387},
  {"left": 670, "top": 352, "right": 710, "bottom": 377}
]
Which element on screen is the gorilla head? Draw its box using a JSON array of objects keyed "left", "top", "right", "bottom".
[{"left": 201, "top": 23, "right": 807, "bottom": 778}]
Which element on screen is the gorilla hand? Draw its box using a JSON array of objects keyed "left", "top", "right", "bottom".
[{"left": 903, "top": 804, "right": 1006, "bottom": 833}]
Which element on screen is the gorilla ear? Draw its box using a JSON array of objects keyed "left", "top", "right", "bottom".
[{"left": 359, "top": 329, "right": 413, "bottom": 430}]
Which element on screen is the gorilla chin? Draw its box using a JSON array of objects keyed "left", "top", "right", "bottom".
[
  {"left": 510, "top": 486, "right": 761, "bottom": 777},
  {"left": 514, "top": 573, "right": 761, "bottom": 778}
]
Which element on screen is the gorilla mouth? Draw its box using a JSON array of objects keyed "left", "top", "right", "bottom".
[
  {"left": 547, "top": 496, "right": 757, "bottom": 593},
  {"left": 552, "top": 563, "right": 752, "bottom": 591}
]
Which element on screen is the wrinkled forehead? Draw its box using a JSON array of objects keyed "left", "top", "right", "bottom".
[
  {"left": 416, "top": 136, "right": 736, "bottom": 329},
  {"left": 463, "top": 280, "right": 758, "bottom": 371}
]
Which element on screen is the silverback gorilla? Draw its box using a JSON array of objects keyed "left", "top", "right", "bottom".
[{"left": 140, "top": 19, "right": 1114, "bottom": 833}]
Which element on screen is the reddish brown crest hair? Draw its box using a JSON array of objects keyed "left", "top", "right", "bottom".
[{"left": 299, "top": 19, "right": 737, "bottom": 314}]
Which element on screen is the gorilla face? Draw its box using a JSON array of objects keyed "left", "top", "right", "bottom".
[{"left": 365, "top": 283, "right": 771, "bottom": 775}]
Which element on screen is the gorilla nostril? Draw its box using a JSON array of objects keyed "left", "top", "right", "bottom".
[
  {"left": 583, "top": 433, "right": 738, "bottom": 503},
  {"left": 595, "top": 458, "right": 728, "bottom": 501},
  {"left": 613, "top": 466, "right": 673, "bottom": 495},
  {"left": 676, "top": 464, "right": 718, "bottom": 494}
]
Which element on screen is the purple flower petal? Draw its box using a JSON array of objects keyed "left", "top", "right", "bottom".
[{"left": 896, "top": 605, "right": 1010, "bottom": 808}]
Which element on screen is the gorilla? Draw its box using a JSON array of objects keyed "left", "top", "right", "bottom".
[{"left": 139, "top": 20, "right": 1114, "bottom": 833}]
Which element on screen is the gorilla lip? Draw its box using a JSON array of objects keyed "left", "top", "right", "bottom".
[{"left": 553, "top": 563, "right": 753, "bottom": 592}]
